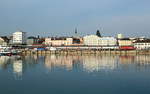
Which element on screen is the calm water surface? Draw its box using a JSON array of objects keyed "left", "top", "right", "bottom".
[{"left": 0, "top": 55, "right": 150, "bottom": 94}]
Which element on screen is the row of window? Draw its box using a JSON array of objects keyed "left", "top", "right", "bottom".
[{"left": 134, "top": 43, "right": 150, "bottom": 45}]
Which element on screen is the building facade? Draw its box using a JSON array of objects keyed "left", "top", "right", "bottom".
[
  {"left": 27, "top": 36, "right": 38, "bottom": 45},
  {"left": 118, "top": 38, "right": 133, "bottom": 46},
  {"left": 83, "top": 35, "right": 117, "bottom": 46},
  {"left": 99, "top": 37, "right": 117, "bottom": 46},
  {"left": 45, "top": 37, "right": 73, "bottom": 46},
  {"left": 13, "top": 30, "right": 26, "bottom": 44},
  {"left": 117, "top": 34, "right": 123, "bottom": 39},
  {"left": 0, "top": 37, "right": 9, "bottom": 46},
  {"left": 83, "top": 35, "right": 100, "bottom": 46},
  {"left": 134, "top": 40, "right": 150, "bottom": 49}
]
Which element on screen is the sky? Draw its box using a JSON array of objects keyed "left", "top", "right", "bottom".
[{"left": 0, "top": 0, "right": 150, "bottom": 37}]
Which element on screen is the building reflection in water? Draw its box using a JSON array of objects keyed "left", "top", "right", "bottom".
[
  {"left": 45, "top": 55, "right": 73, "bottom": 71},
  {"left": 0, "top": 56, "right": 23, "bottom": 80},
  {"left": 119, "top": 55, "right": 135, "bottom": 64},
  {"left": 82, "top": 55, "right": 118, "bottom": 72},
  {"left": 44, "top": 55, "right": 150, "bottom": 73},
  {"left": 135, "top": 55, "right": 150, "bottom": 71},
  {"left": 13, "top": 60, "right": 23, "bottom": 80},
  {"left": 0, "top": 56, "right": 10, "bottom": 70},
  {"left": 118, "top": 55, "right": 150, "bottom": 71},
  {"left": 1, "top": 54, "right": 150, "bottom": 79},
  {"left": 135, "top": 55, "right": 150, "bottom": 64},
  {"left": 44, "top": 55, "right": 118, "bottom": 73}
]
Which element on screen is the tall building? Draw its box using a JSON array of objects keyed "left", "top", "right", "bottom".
[{"left": 13, "top": 30, "right": 26, "bottom": 44}]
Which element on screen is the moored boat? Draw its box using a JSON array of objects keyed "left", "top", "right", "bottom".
[{"left": 0, "top": 46, "right": 21, "bottom": 56}]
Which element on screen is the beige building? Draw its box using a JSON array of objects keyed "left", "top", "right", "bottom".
[
  {"left": 0, "top": 37, "right": 9, "bottom": 46},
  {"left": 45, "top": 37, "right": 73, "bottom": 46},
  {"left": 118, "top": 38, "right": 133, "bottom": 46}
]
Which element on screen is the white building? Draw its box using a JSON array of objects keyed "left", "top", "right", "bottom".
[
  {"left": 83, "top": 35, "right": 117, "bottom": 46},
  {"left": 13, "top": 30, "right": 26, "bottom": 44},
  {"left": 99, "top": 37, "right": 117, "bottom": 46},
  {"left": 134, "top": 40, "right": 150, "bottom": 50},
  {"left": 83, "top": 35, "right": 100, "bottom": 46}
]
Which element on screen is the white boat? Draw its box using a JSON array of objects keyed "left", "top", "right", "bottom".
[
  {"left": 46, "top": 47, "right": 57, "bottom": 51},
  {"left": 0, "top": 45, "right": 20, "bottom": 56},
  {"left": 0, "top": 49, "right": 11, "bottom": 56}
]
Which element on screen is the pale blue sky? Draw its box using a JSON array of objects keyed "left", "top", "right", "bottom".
[{"left": 0, "top": 0, "right": 150, "bottom": 37}]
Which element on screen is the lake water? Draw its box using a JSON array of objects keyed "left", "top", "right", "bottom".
[{"left": 0, "top": 54, "right": 150, "bottom": 94}]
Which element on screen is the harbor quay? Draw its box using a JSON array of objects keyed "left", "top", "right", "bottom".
[{"left": 21, "top": 47, "right": 150, "bottom": 55}]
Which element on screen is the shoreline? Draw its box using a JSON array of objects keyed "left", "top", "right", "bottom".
[{"left": 22, "top": 49, "right": 150, "bottom": 55}]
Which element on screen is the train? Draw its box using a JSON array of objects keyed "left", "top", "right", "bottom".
[{"left": 119, "top": 46, "right": 136, "bottom": 50}]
